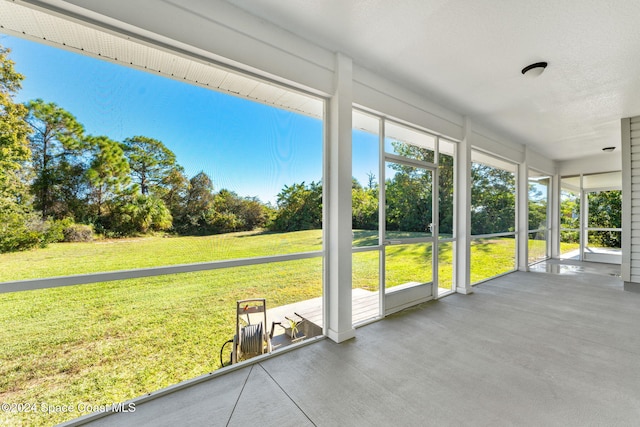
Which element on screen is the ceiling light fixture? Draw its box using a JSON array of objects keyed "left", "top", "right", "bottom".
[
  {"left": 602, "top": 146, "right": 615, "bottom": 152},
  {"left": 521, "top": 61, "right": 548, "bottom": 78}
]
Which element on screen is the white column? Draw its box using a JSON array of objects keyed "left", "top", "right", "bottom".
[
  {"left": 579, "top": 176, "right": 586, "bottom": 261},
  {"left": 325, "top": 52, "right": 356, "bottom": 342},
  {"left": 517, "top": 159, "right": 529, "bottom": 271},
  {"left": 621, "top": 117, "right": 631, "bottom": 283},
  {"left": 454, "top": 118, "right": 473, "bottom": 294},
  {"left": 550, "top": 173, "right": 561, "bottom": 259}
]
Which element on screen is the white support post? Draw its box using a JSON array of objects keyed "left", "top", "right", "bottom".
[
  {"left": 517, "top": 159, "right": 529, "bottom": 271},
  {"left": 623, "top": 115, "right": 640, "bottom": 292},
  {"left": 579, "top": 175, "right": 586, "bottom": 261},
  {"left": 621, "top": 117, "right": 631, "bottom": 283},
  {"left": 550, "top": 173, "right": 561, "bottom": 259},
  {"left": 454, "top": 118, "right": 472, "bottom": 294},
  {"left": 325, "top": 52, "right": 356, "bottom": 343}
]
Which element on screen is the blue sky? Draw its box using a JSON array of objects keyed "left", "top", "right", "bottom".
[{"left": 1, "top": 33, "right": 338, "bottom": 204}]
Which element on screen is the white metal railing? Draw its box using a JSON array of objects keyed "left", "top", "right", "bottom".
[{"left": 0, "top": 251, "right": 323, "bottom": 294}]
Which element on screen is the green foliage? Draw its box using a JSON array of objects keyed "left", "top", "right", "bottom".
[
  {"left": 155, "top": 166, "right": 189, "bottom": 225},
  {"left": 39, "top": 217, "right": 74, "bottom": 245},
  {"left": 1, "top": 41, "right": 623, "bottom": 257},
  {"left": 0, "top": 213, "right": 74, "bottom": 253},
  {"left": 386, "top": 169, "right": 432, "bottom": 233},
  {"left": 0, "top": 50, "right": 30, "bottom": 182},
  {"left": 528, "top": 201, "right": 547, "bottom": 231},
  {"left": 270, "top": 181, "right": 322, "bottom": 232},
  {"left": 560, "top": 191, "right": 580, "bottom": 229},
  {"left": 386, "top": 141, "right": 433, "bottom": 233},
  {"left": 207, "top": 189, "right": 270, "bottom": 233},
  {"left": 391, "top": 139, "right": 435, "bottom": 163},
  {"left": 0, "top": 209, "right": 40, "bottom": 253},
  {"left": 352, "top": 179, "right": 378, "bottom": 230},
  {"left": 122, "top": 135, "right": 177, "bottom": 195},
  {"left": 471, "top": 163, "right": 516, "bottom": 234},
  {"left": 176, "top": 171, "right": 215, "bottom": 233},
  {"left": 103, "top": 193, "right": 172, "bottom": 236},
  {"left": 179, "top": 186, "right": 272, "bottom": 235},
  {"left": 203, "top": 209, "right": 242, "bottom": 233},
  {"left": 62, "top": 223, "right": 94, "bottom": 242},
  {"left": 528, "top": 179, "right": 549, "bottom": 231},
  {"left": 438, "top": 153, "right": 454, "bottom": 235},
  {"left": 86, "top": 135, "right": 130, "bottom": 216},
  {"left": 0, "top": 46, "right": 38, "bottom": 253},
  {"left": 559, "top": 189, "right": 621, "bottom": 248},
  {"left": 588, "top": 190, "right": 621, "bottom": 248},
  {"left": 25, "top": 98, "right": 87, "bottom": 219}
]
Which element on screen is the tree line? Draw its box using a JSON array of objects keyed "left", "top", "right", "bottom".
[{"left": 0, "top": 45, "right": 282, "bottom": 253}]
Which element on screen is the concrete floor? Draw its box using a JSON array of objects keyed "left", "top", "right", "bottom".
[{"left": 70, "top": 262, "right": 640, "bottom": 426}]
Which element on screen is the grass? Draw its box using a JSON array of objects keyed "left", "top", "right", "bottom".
[
  {"left": 0, "top": 258, "right": 322, "bottom": 426},
  {"left": 0, "top": 230, "right": 546, "bottom": 426},
  {"left": 0, "top": 229, "right": 323, "bottom": 282}
]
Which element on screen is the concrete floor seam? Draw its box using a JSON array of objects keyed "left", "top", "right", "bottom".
[
  {"left": 225, "top": 365, "right": 254, "bottom": 427},
  {"left": 257, "top": 362, "right": 317, "bottom": 426}
]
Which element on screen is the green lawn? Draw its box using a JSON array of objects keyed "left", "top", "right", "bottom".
[
  {"left": 0, "top": 231, "right": 525, "bottom": 426},
  {"left": 0, "top": 258, "right": 323, "bottom": 426},
  {"left": 0, "top": 229, "right": 323, "bottom": 282},
  {"left": 471, "top": 237, "right": 516, "bottom": 283}
]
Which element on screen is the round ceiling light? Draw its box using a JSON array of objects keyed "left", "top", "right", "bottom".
[{"left": 521, "top": 61, "right": 548, "bottom": 78}]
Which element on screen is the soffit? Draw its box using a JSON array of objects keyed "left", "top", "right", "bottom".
[{"left": 0, "top": 1, "right": 323, "bottom": 118}]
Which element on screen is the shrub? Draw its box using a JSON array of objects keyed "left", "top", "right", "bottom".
[
  {"left": 0, "top": 214, "right": 40, "bottom": 253},
  {"left": 0, "top": 210, "right": 79, "bottom": 253},
  {"left": 40, "top": 217, "right": 75, "bottom": 245},
  {"left": 63, "top": 224, "right": 94, "bottom": 242},
  {"left": 206, "top": 210, "right": 243, "bottom": 234},
  {"left": 103, "top": 194, "right": 172, "bottom": 236}
]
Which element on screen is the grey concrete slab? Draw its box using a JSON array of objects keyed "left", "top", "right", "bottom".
[
  {"left": 259, "top": 338, "right": 428, "bottom": 426},
  {"left": 227, "top": 364, "right": 313, "bottom": 427},
  {"left": 82, "top": 368, "right": 250, "bottom": 427}
]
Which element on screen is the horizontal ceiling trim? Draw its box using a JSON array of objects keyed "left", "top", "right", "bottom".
[{"left": 352, "top": 77, "right": 464, "bottom": 141}]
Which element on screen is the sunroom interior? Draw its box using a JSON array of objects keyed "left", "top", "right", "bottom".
[{"left": 1, "top": 0, "right": 640, "bottom": 426}]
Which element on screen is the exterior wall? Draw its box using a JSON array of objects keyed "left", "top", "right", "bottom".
[{"left": 622, "top": 116, "right": 640, "bottom": 292}]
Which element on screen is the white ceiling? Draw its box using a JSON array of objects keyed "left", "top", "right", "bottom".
[{"left": 225, "top": 0, "right": 640, "bottom": 161}]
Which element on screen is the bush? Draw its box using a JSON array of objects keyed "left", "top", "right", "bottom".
[
  {"left": 40, "top": 217, "right": 75, "bottom": 245},
  {"left": 0, "top": 209, "right": 41, "bottom": 253},
  {"left": 63, "top": 224, "right": 94, "bottom": 242},
  {"left": 103, "top": 194, "right": 172, "bottom": 236},
  {"left": 270, "top": 182, "right": 322, "bottom": 232},
  {"left": 207, "top": 210, "right": 243, "bottom": 234}
]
